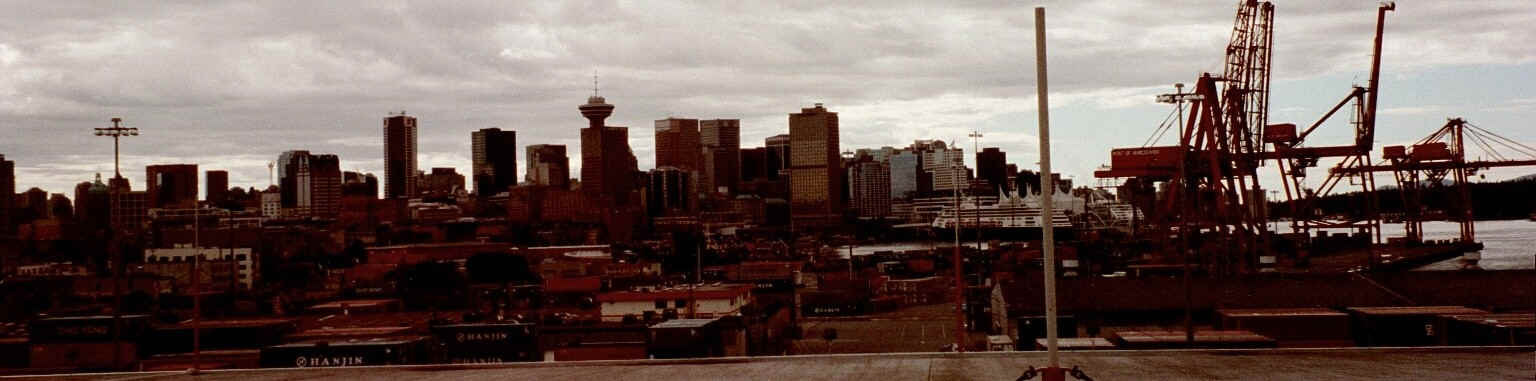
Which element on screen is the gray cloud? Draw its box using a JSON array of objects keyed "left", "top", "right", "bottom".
[{"left": 1, "top": 0, "right": 1532, "bottom": 195}]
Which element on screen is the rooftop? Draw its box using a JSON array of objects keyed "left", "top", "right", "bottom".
[{"left": 21, "top": 347, "right": 1531, "bottom": 380}]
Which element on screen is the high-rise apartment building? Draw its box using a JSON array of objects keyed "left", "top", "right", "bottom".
[
  {"left": 655, "top": 118, "right": 702, "bottom": 172},
  {"left": 277, "top": 151, "right": 341, "bottom": 218},
  {"left": 418, "top": 167, "right": 465, "bottom": 198},
  {"left": 383, "top": 113, "right": 418, "bottom": 199},
  {"left": 206, "top": 170, "right": 229, "bottom": 205},
  {"left": 976, "top": 147, "right": 1008, "bottom": 192},
  {"left": 526, "top": 144, "right": 570, "bottom": 189},
  {"left": 788, "top": 103, "right": 841, "bottom": 225},
  {"left": 849, "top": 157, "right": 891, "bottom": 218},
  {"left": 342, "top": 171, "right": 379, "bottom": 198},
  {"left": 579, "top": 95, "right": 639, "bottom": 206},
  {"left": 0, "top": 154, "right": 12, "bottom": 234},
  {"left": 646, "top": 167, "right": 693, "bottom": 216},
  {"left": 765, "top": 134, "right": 790, "bottom": 179},
  {"left": 146, "top": 164, "right": 199, "bottom": 209},
  {"left": 472, "top": 128, "right": 518, "bottom": 197},
  {"left": 701, "top": 119, "right": 741, "bottom": 195}
]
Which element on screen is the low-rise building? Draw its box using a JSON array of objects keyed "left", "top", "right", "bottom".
[
  {"left": 144, "top": 246, "right": 257, "bottom": 290},
  {"left": 596, "top": 284, "right": 752, "bottom": 322}
]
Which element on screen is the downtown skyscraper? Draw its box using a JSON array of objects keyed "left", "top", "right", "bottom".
[
  {"left": 788, "top": 103, "right": 841, "bottom": 225},
  {"left": 525, "top": 144, "right": 570, "bottom": 189},
  {"left": 383, "top": 113, "right": 418, "bottom": 199},
  {"left": 578, "top": 94, "right": 639, "bottom": 206},
  {"left": 472, "top": 128, "right": 518, "bottom": 197},
  {"left": 701, "top": 119, "right": 741, "bottom": 195},
  {"left": 146, "top": 164, "right": 198, "bottom": 209}
]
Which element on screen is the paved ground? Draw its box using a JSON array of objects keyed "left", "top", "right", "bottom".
[{"left": 14, "top": 347, "right": 1532, "bottom": 380}]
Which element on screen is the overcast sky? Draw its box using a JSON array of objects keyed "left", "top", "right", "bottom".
[{"left": 2, "top": 1, "right": 1533, "bottom": 198}]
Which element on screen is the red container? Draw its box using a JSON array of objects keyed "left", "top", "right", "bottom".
[
  {"left": 30, "top": 342, "right": 137, "bottom": 370},
  {"left": 1383, "top": 145, "right": 1407, "bottom": 159},
  {"left": 1410, "top": 143, "right": 1451, "bottom": 161},
  {"left": 1263, "top": 123, "right": 1297, "bottom": 143},
  {"left": 1110, "top": 146, "right": 1182, "bottom": 170}
]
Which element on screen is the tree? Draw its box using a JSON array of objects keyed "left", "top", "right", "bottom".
[
  {"left": 396, "top": 261, "right": 468, "bottom": 310},
  {"left": 465, "top": 252, "right": 538, "bottom": 286}
]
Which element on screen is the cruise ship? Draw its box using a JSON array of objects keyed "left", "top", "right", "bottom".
[{"left": 931, "top": 190, "right": 1073, "bottom": 232}]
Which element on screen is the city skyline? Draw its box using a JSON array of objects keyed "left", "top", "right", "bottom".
[{"left": 2, "top": 2, "right": 1534, "bottom": 196}]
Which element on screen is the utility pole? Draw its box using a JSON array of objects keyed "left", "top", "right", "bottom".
[
  {"left": 93, "top": 117, "right": 137, "bottom": 370},
  {"left": 951, "top": 145, "right": 965, "bottom": 352},
  {"left": 969, "top": 130, "right": 984, "bottom": 250},
  {"left": 1034, "top": 7, "right": 1066, "bottom": 379},
  {"left": 191, "top": 206, "right": 202, "bottom": 374}
]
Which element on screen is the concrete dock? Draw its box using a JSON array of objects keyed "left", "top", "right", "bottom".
[{"left": 11, "top": 347, "right": 1531, "bottom": 380}]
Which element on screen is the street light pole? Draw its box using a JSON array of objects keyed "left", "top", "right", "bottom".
[{"left": 93, "top": 117, "right": 137, "bottom": 370}]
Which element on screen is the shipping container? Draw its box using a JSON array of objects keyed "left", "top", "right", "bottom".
[
  {"left": 1346, "top": 306, "right": 1487, "bottom": 347},
  {"left": 648, "top": 318, "right": 743, "bottom": 359},
  {"left": 1015, "top": 315, "right": 1077, "bottom": 344},
  {"left": 259, "top": 337, "right": 431, "bottom": 368},
  {"left": 1383, "top": 145, "right": 1407, "bottom": 159},
  {"left": 29, "top": 342, "right": 136, "bottom": 370},
  {"left": 430, "top": 322, "right": 538, "bottom": 363},
  {"left": 1436, "top": 313, "right": 1535, "bottom": 346},
  {"left": 1034, "top": 337, "right": 1116, "bottom": 351},
  {"left": 538, "top": 325, "right": 648, "bottom": 362},
  {"left": 29, "top": 315, "right": 152, "bottom": 344},
  {"left": 1217, "top": 308, "right": 1351, "bottom": 347},
  {"left": 1263, "top": 123, "right": 1297, "bottom": 143},
  {"left": 145, "top": 318, "right": 296, "bottom": 355},
  {"left": 1110, "top": 146, "right": 1182, "bottom": 172},
  {"left": 0, "top": 338, "right": 28, "bottom": 368},
  {"left": 1410, "top": 142, "right": 1451, "bottom": 161},
  {"left": 1109, "top": 330, "right": 1275, "bottom": 350}
]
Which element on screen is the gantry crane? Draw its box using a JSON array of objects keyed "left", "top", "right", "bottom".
[
  {"left": 1332, "top": 118, "right": 1536, "bottom": 246},
  {"left": 1094, "top": 0, "right": 1275, "bottom": 275}
]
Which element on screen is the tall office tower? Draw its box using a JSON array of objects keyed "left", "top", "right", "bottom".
[
  {"left": 74, "top": 174, "right": 110, "bottom": 228},
  {"left": 740, "top": 148, "right": 766, "bottom": 182},
  {"left": 471, "top": 128, "right": 518, "bottom": 197},
  {"left": 645, "top": 167, "right": 693, "bottom": 216},
  {"left": 889, "top": 150, "right": 922, "bottom": 199},
  {"left": 849, "top": 157, "right": 891, "bottom": 218},
  {"left": 655, "top": 118, "right": 702, "bottom": 172},
  {"left": 976, "top": 147, "right": 1008, "bottom": 191},
  {"left": 0, "top": 154, "right": 12, "bottom": 234},
  {"left": 526, "top": 144, "right": 570, "bottom": 189},
  {"left": 383, "top": 113, "right": 418, "bottom": 199},
  {"left": 578, "top": 94, "right": 639, "bottom": 206},
  {"left": 418, "top": 167, "right": 465, "bottom": 198},
  {"left": 342, "top": 171, "right": 379, "bottom": 198},
  {"left": 146, "top": 164, "right": 199, "bottom": 209},
  {"left": 764, "top": 134, "right": 790, "bottom": 179},
  {"left": 206, "top": 170, "right": 229, "bottom": 205},
  {"left": 278, "top": 150, "right": 312, "bottom": 211},
  {"left": 278, "top": 151, "right": 341, "bottom": 217},
  {"left": 788, "top": 103, "right": 841, "bottom": 225},
  {"left": 916, "top": 141, "right": 965, "bottom": 192},
  {"left": 308, "top": 154, "right": 342, "bottom": 218},
  {"left": 700, "top": 119, "right": 741, "bottom": 195}
]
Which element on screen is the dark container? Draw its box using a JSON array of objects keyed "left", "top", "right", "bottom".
[
  {"left": 648, "top": 318, "right": 723, "bottom": 359},
  {"left": 29, "top": 315, "right": 152, "bottom": 344},
  {"left": 29, "top": 342, "right": 136, "bottom": 370},
  {"left": 1347, "top": 306, "right": 1487, "bottom": 347},
  {"left": 430, "top": 322, "right": 538, "bottom": 363},
  {"left": 1217, "top": 308, "right": 1351, "bottom": 347},
  {"left": 259, "top": 337, "right": 429, "bottom": 368},
  {"left": 145, "top": 318, "right": 297, "bottom": 354},
  {"left": 1436, "top": 313, "right": 1535, "bottom": 346},
  {"left": 1016, "top": 315, "right": 1077, "bottom": 344}
]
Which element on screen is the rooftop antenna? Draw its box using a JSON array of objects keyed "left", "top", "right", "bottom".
[{"left": 592, "top": 71, "right": 600, "bottom": 97}]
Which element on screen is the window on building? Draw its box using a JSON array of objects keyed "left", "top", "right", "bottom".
[
  {"left": 654, "top": 300, "right": 667, "bottom": 309},
  {"left": 236, "top": 254, "right": 247, "bottom": 261}
]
